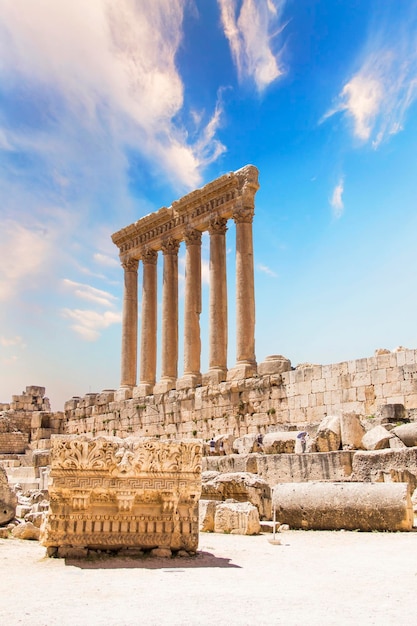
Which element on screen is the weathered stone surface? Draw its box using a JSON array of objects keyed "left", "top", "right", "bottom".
[
  {"left": 203, "top": 454, "right": 258, "bottom": 475},
  {"left": 199, "top": 499, "right": 218, "bottom": 532},
  {"left": 314, "top": 415, "right": 341, "bottom": 452},
  {"left": 257, "top": 355, "right": 291, "bottom": 376},
  {"left": 232, "top": 434, "right": 257, "bottom": 455},
  {"left": 389, "top": 435, "right": 407, "bottom": 449},
  {"left": 378, "top": 403, "right": 407, "bottom": 422},
  {"left": 254, "top": 451, "right": 354, "bottom": 484},
  {"left": 40, "top": 435, "right": 202, "bottom": 555},
  {"left": 12, "top": 521, "right": 41, "bottom": 540},
  {"left": 263, "top": 432, "right": 297, "bottom": 454},
  {"left": 340, "top": 413, "right": 365, "bottom": 449},
  {"left": 351, "top": 448, "right": 417, "bottom": 491},
  {"left": 361, "top": 425, "right": 393, "bottom": 451},
  {"left": 214, "top": 501, "right": 260, "bottom": 535},
  {"left": 201, "top": 471, "right": 271, "bottom": 519},
  {"left": 391, "top": 423, "right": 417, "bottom": 447},
  {"left": 272, "top": 482, "right": 413, "bottom": 531},
  {"left": 0, "top": 465, "right": 17, "bottom": 525}
]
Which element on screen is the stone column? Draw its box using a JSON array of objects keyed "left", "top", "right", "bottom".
[
  {"left": 137, "top": 247, "right": 158, "bottom": 396},
  {"left": 227, "top": 206, "right": 257, "bottom": 380},
  {"left": 154, "top": 237, "right": 180, "bottom": 394},
  {"left": 120, "top": 256, "right": 139, "bottom": 390},
  {"left": 177, "top": 228, "right": 202, "bottom": 390},
  {"left": 203, "top": 216, "right": 228, "bottom": 386}
]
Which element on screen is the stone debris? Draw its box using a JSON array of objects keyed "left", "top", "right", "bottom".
[
  {"left": 11, "top": 521, "right": 40, "bottom": 540},
  {"left": 214, "top": 501, "right": 260, "bottom": 535},
  {"left": 340, "top": 413, "right": 365, "bottom": 449},
  {"left": 314, "top": 415, "right": 341, "bottom": 452},
  {"left": 391, "top": 423, "right": 417, "bottom": 447},
  {"left": 0, "top": 464, "right": 17, "bottom": 525},
  {"left": 361, "top": 425, "right": 393, "bottom": 451},
  {"left": 201, "top": 471, "right": 271, "bottom": 519}
]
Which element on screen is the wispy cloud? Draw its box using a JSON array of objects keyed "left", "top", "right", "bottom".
[
  {"left": 218, "top": 0, "right": 286, "bottom": 92},
  {"left": 62, "top": 279, "right": 118, "bottom": 308},
  {"left": 330, "top": 179, "right": 344, "bottom": 218},
  {"left": 257, "top": 263, "right": 278, "bottom": 277},
  {"left": 323, "top": 8, "right": 417, "bottom": 147},
  {"left": 0, "top": 335, "right": 25, "bottom": 348},
  {"left": 61, "top": 309, "right": 122, "bottom": 341},
  {"left": 0, "top": 0, "right": 224, "bottom": 191},
  {"left": 93, "top": 253, "right": 119, "bottom": 268}
]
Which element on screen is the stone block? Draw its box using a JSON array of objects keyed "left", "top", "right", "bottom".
[
  {"left": 391, "top": 423, "right": 417, "bottom": 447},
  {"left": 263, "top": 432, "right": 297, "bottom": 454},
  {"left": 201, "top": 471, "right": 271, "bottom": 519},
  {"left": 214, "top": 501, "right": 260, "bottom": 535},
  {"left": 361, "top": 425, "right": 393, "bottom": 451},
  {"left": 313, "top": 415, "right": 341, "bottom": 452},
  {"left": 0, "top": 465, "right": 17, "bottom": 525},
  {"left": 11, "top": 521, "right": 40, "bottom": 540},
  {"left": 199, "top": 499, "right": 218, "bottom": 532},
  {"left": 272, "top": 482, "right": 413, "bottom": 531},
  {"left": 257, "top": 355, "right": 291, "bottom": 376},
  {"left": 41, "top": 435, "right": 202, "bottom": 555},
  {"left": 340, "top": 413, "right": 365, "bottom": 449}
]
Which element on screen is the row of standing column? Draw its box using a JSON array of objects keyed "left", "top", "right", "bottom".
[{"left": 120, "top": 208, "right": 256, "bottom": 392}]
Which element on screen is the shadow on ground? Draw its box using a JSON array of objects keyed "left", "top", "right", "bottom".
[{"left": 65, "top": 550, "right": 241, "bottom": 570}]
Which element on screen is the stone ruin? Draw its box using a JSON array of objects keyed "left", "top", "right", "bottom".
[
  {"left": 40, "top": 436, "right": 201, "bottom": 558},
  {"left": 2, "top": 166, "right": 417, "bottom": 547}
]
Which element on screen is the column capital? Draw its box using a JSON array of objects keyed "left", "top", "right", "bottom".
[
  {"left": 208, "top": 215, "right": 228, "bottom": 234},
  {"left": 184, "top": 227, "right": 202, "bottom": 246},
  {"left": 232, "top": 205, "right": 254, "bottom": 224},
  {"left": 121, "top": 256, "right": 139, "bottom": 272},
  {"left": 141, "top": 247, "right": 158, "bottom": 265},
  {"left": 161, "top": 237, "right": 180, "bottom": 255}
]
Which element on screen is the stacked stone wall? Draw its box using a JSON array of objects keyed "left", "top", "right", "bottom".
[
  {"left": 63, "top": 348, "right": 417, "bottom": 440},
  {"left": 0, "top": 432, "right": 29, "bottom": 454}
]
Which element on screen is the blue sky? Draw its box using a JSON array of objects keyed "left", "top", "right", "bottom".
[{"left": 1, "top": 0, "right": 417, "bottom": 410}]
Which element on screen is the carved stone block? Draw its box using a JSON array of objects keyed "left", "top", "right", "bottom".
[{"left": 40, "top": 435, "right": 202, "bottom": 555}]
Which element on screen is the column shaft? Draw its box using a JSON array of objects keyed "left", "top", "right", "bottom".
[
  {"left": 138, "top": 247, "right": 158, "bottom": 395},
  {"left": 227, "top": 206, "right": 257, "bottom": 380},
  {"left": 120, "top": 257, "right": 139, "bottom": 388},
  {"left": 154, "top": 238, "right": 180, "bottom": 393},
  {"left": 203, "top": 217, "right": 228, "bottom": 385},
  {"left": 177, "top": 229, "right": 202, "bottom": 389}
]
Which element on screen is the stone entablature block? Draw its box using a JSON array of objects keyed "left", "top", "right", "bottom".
[{"left": 41, "top": 435, "right": 202, "bottom": 555}]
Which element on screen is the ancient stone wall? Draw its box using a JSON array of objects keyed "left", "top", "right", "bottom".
[{"left": 63, "top": 348, "right": 417, "bottom": 440}]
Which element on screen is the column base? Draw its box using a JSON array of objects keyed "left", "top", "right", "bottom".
[
  {"left": 134, "top": 383, "right": 154, "bottom": 397},
  {"left": 154, "top": 378, "right": 177, "bottom": 394},
  {"left": 176, "top": 373, "right": 202, "bottom": 391},
  {"left": 202, "top": 368, "right": 227, "bottom": 386},
  {"left": 115, "top": 387, "right": 133, "bottom": 401},
  {"left": 226, "top": 362, "right": 257, "bottom": 381}
]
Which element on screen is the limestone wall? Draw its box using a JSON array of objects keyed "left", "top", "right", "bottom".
[
  {"left": 63, "top": 348, "right": 417, "bottom": 439},
  {"left": 0, "top": 432, "right": 29, "bottom": 454}
]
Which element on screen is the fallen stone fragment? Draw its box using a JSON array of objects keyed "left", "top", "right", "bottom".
[
  {"left": 314, "top": 415, "right": 341, "bottom": 452},
  {"left": 199, "top": 499, "right": 218, "bottom": 532},
  {"left": 262, "top": 432, "right": 297, "bottom": 454},
  {"left": 201, "top": 471, "right": 271, "bottom": 519},
  {"left": 340, "top": 413, "right": 365, "bottom": 449},
  {"left": 361, "top": 425, "right": 393, "bottom": 451},
  {"left": 391, "top": 423, "right": 417, "bottom": 447},
  {"left": 0, "top": 465, "right": 18, "bottom": 526},
  {"left": 11, "top": 521, "right": 41, "bottom": 540},
  {"left": 214, "top": 501, "right": 260, "bottom": 535},
  {"left": 272, "top": 481, "right": 413, "bottom": 531}
]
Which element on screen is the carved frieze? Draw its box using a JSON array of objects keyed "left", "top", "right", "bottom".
[{"left": 41, "top": 436, "right": 202, "bottom": 555}]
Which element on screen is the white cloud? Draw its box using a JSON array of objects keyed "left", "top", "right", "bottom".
[
  {"left": 218, "top": 0, "right": 285, "bottom": 92},
  {"left": 0, "top": 220, "right": 56, "bottom": 301},
  {"left": 330, "top": 179, "right": 344, "bottom": 218},
  {"left": 61, "top": 308, "right": 122, "bottom": 341},
  {"left": 323, "top": 10, "right": 417, "bottom": 147},
  {"left": 257, "top": 263, "right": 278, "bottom": 277},
  {"left": 93, "top": 253, "right": 119, "bottom": 268},
  {"left": 0, "top": 0, "right": 225, "bottom": 189},
  {"left": 62, "top": 279, "right": 118, "bottom": 308}
]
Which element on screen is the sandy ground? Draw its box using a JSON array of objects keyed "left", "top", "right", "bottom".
[{"left": 1, "top": 530, "right": 417, "bottom": 626}]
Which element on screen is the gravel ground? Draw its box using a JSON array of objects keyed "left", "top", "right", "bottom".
[{"left": 1, "top": 530, "right": 417, "bottom": 625}]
